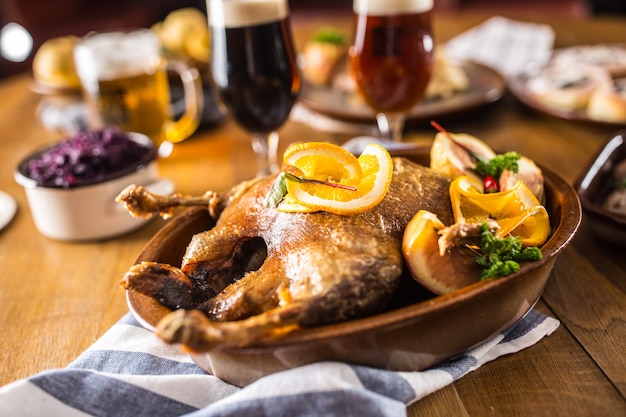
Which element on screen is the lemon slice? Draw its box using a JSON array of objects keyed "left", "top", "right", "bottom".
[{"left": 279, "top": 142, "right": 393, "bottom": 215}]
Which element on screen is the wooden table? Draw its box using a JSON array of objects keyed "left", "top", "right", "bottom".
[{"left": 1, "top": 11, "right": 625, "bottom": 416}]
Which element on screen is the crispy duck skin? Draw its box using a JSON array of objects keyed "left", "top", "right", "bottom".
[{"left": 120, "top": 158, "right": 454, "bottom": 351}]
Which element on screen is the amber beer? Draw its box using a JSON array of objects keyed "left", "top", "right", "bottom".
[
  {"left": 350, "top": 0, "right": 434, "bottom": 113},
  {"left": 74, "top": 29, "right": 202, "bottom": 145},
  {"left": 208, "top": 0, "right": 300, "bottom": 134}
]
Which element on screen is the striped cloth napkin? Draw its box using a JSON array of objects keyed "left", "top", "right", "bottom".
[{"left": 0, "top": 309, "right": 558, "bottom": 417}]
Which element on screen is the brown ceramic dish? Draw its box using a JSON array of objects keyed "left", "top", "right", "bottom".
[
  {"left": 574, "top": 131, "right": 626, "bottom": 245},
  {"left": 127, "top": 148, "right": 581, "bottom": 387}
]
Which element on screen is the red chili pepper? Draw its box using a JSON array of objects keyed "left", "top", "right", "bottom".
[{"left": 483, "top": 175, "right": 499, "bottom": 193}]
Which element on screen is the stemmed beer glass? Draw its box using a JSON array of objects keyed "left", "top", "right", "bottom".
[
  {"left": 207, "top": 0, "right": 301, "bottom": 177},
  {"left": 349, "top": 0, "right": 434, "bottom": 142}
]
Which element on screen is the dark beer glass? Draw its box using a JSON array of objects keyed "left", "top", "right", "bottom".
[
  {"left": 349, "top": 0, "right": 434, "bottom": 142},
  {"left": 208, "top": 0, "right": 300, "bottom": 176}
]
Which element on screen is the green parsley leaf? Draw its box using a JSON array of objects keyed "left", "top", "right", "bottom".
[
  {"left": 474, "top": 152, "right": 521, "bottom": 181},
  {"left": 265, "top": 172, "right": 289, "bottom": 208},
  {"left": 475, "top": 222, "right": 543, "bottom": 280},
  {"left": 312, "top": 28, "right": 347, "bottom": 45}
]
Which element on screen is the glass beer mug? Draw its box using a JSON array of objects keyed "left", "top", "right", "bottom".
[
  {"left": 207, "top": 0, "right": 300, "bottom": 177},
  {"left": 349, "top": 0, "right": 434, "bottom": 142},
  {"left": 74, "top": 29, "right": 203, "bottom": 150}
]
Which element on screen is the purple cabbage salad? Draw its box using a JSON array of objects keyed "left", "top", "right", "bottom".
[{"left": 25, "top": 128, "right": 154, "bottom": 188}]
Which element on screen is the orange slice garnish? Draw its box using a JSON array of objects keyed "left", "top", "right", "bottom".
[
  {"left": 449, "top": 175, "right": 550, "bottom": 247},
  {"left": 278, "top": 142, "right": 393, "bottom": 215},
  {"left": 402, "top": 210, "right": 482, "bottom": 294},
  {"left": 283, "top": 141, "right": 363, "bottom": 184}
]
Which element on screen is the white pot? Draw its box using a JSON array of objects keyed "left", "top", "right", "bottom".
[{"left": 14, "top": 132, "right": 173, "bottom": 241}]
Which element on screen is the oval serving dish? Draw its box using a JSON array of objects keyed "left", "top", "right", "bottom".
[{"left": 127, "top": 148, "right": 581, "bottom": 387}]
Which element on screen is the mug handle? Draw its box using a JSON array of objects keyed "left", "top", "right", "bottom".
[{"left": 163, "top": 60, "right": 204, "bottom": 144}]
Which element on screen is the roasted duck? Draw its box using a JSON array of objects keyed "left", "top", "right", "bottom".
[{"left": 118, "top": 157, "right": 453, "bottom": 352}]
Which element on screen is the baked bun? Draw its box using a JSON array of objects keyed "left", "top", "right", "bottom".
[
  {"left": 527, "top": 64, "right": 611, "bottom": 111},
  {"left": 586, "top": 77, "right": 626, "bottom": 123},
  {"left": 151, "top": 7, "right": 210, "bottom": 63},
  {"left": 32, "top": 36, "right": 81, "bottom": 90},
  {"left": 301, "top": 28, "right": 347, "bottom": 87},
  {"left": 552, "top": 44, "right": 626, "bottom": 77}
]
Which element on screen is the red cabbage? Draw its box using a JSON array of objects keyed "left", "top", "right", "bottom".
[{"left": 26, "top": 128, "right": 154, "bottom": 188}]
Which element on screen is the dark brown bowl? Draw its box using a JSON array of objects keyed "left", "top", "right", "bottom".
[
  {"left": 127, "top": 148, "right": 581, "bottom": 387},
  {"left": 574, "top": 131, "right": 626, "bottom": 245}
]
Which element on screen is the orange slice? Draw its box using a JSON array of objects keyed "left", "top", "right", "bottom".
[
  {"left": 279, "top": 142, "right": 393, "bottom": 215},
  {"left": 449, "top": 175, "right": 550, "bottom": 247},
  {"left": 283, "top": 141, "right": 363, "bottom": 184},
  {"left": 402, "top": 210, "right": 482, "bottom": 294}
]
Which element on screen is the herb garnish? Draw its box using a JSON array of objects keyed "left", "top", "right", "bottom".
[
  {"left": 474, "top": 152, "right": 521, "bottom": 181},
  {"left": 312, "top": 28, "right": 347, "bottom": 45},
  {"left": 430, "top": 121, "right": 521, "bottom": 193},
  {"left": 475, "top": 223, "right": 543, "bottom": 280},
  {"left": 265, "top": 172, "right": 357, "bottom": 208}
]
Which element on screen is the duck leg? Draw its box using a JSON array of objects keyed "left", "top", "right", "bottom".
[
  {"left": 121, "top": 262, "right": 200, "bottom": 310},
  {"left": 156, "top": 304, "right": 303, "bottom": 351},
  {"left": 123, "top": 231, "right": 271, "bottom": 309},
  {"left": 116, "top": 185, "right": 220, "bottom": 219}
]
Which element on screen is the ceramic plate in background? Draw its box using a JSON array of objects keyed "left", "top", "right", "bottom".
[
  {"left": 299, "top": 61, "right": 506, "bottom": 124},
  {"left": 0, "top": 191, "right": 18, "bottom": 232},
  {"left": 508, "top": 71, "right": 626, "bottom": 128}
]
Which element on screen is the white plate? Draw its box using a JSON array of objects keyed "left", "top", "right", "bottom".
[{"left": 0, "top": 191, "right": 18, "bottom": 231}]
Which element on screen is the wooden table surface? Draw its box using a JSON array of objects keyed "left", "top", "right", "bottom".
[{"left": 1, "top": 11, "right": 625, "bottom": 416}]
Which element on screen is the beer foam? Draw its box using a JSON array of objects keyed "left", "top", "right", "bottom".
[
  {"left": 208, "top": 0, "right": 288, "bottom": 28},
  {"left": 353, "top": 0, "right": 433, "bottom": 15},
  {"left": 74, "top": 30, "right": 161, "bottom": 81}
]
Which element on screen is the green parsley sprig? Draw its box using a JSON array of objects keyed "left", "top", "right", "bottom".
[
  {"left": 475, "top": 222, "right": 543, "bottom": 280},
  {"left": 474, "top": 152, "right": 521, "bottom": 181},
  {"left": 430, "top": 120, "right": 521, "bottom": 185},
  {"left": 312, "top": 28, "right": 347, "bottom": 45}
]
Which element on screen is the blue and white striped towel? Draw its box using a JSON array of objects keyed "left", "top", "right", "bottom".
[{"left": 0, "top": 309, "right": 559, "bottom": 417}]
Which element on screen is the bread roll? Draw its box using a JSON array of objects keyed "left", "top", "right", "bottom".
[
  {"left": 587, "top": 77, "right": 626, "bottom": 123},
  {"left": 301, "top": 29, "right": 347, "bottom": 86},
  {"left": 32, "top": 36, "right": 80, "bottom": 90}
]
